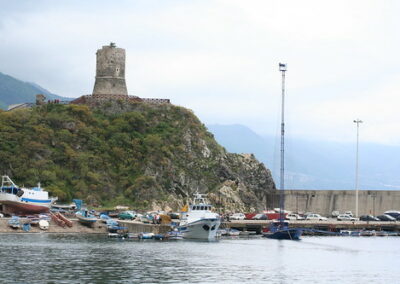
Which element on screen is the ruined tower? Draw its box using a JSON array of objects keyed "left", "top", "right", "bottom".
[{"left": 92, "top": 42, "right": 128, "bottom": 97}]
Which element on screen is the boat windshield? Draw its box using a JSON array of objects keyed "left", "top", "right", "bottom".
[{"left": 1, "top": 186, "right": 19, "bottom": 195}]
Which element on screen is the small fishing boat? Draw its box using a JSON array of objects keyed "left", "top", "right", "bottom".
[
  {"left": 138, "top": 232, "right": 154, "bottom": 239},
  {"left": 340, "top": 230, "right": 360, "bottom": 237},
  {"left": 22, "top": 223, "right": 31, "bottom": 232},
  {"left": 76, "top": 210, "right": 97, "bottom": 227},
  {"left": 227, "top": 229, "right": 240, "bottom": 236},
  {"left": 38, "top": 219, "right": 49, "bottom": 230},
  {"left": 165, "top": 230, "right": 184, "bottom": 240},
  {"left": 375, "top": 231, "right": 389, "bottom": 237},
  {"left": 26, "top": 215, "right": 40, "bottom": 226},
  {"left": 153, "top": 234, "right": 166, "bottom": 240},
  {"left": 263, "top": 221, "right": 302, "bottom": 240},
  {"left": 100, "top": 214, "right": 111, "bottom": 223},
  {"left": 360, "top": 230, "right": 375, "bottom": 237},
  {"left": 8, "top": 216, "right": 20, "bottom": 229}
]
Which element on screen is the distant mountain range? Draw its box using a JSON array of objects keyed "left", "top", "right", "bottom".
[
  {"left": 207, "top": 124, "right": 400, "bottom": 190},
  {"left": 0, "top": 72, "right": 68, "bottom": 109}
]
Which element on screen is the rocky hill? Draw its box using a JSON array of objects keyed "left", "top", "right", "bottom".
[{"left": 0, "top": 101, "right": 276, "bottom": 211}]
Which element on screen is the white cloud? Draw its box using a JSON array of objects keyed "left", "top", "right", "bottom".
[{"left": 0, "top": 0, "right": 399, "bottom": 145}]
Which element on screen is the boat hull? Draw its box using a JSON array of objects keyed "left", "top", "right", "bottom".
[
  {"left": 263, "top": 228, "right": 302, "bottom": 240},
  {"left": 179, "top": 218, "right": 221, "bottom": 240},
  {"left": 0, "top": 200, "right": 51, "bottom": 215},
  {"left": 76, "top": 215, "right": 97, "bottom": 227}
]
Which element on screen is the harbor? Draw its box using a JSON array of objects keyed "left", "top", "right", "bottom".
[{"left": 2, "top": 215, "right": 400, "bottom": 237}]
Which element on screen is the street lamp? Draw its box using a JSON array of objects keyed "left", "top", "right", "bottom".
[{"left": 353, "top": 119, "right": 363, "bottom": 217}]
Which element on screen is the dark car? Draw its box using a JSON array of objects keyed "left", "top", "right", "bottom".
[
  {"left": 252, "top": 214, "right": 268, "bottom": 220},
  {"left": 359, "top": 215, "right": 380, "bottom": 221},
  {"left": 376, "top": 214, "right": 396, "bottom": 221},
  {"left": 384, "top": 211, "right": 400, "bottom": 219},
  {"left": 167, "top": 212, "right": 180, "bottom": 219}
]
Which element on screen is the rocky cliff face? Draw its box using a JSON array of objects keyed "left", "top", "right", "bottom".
[{"left": 0, "top": 100, "right": 276, "bottom": 211}]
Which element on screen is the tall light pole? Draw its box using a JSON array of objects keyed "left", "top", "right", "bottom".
[
  {"left": 354, "top": 119, "right": 363, "bottom": 217},
  {"left": 279, "top": 63, "right": 287, "bottom": 222}
]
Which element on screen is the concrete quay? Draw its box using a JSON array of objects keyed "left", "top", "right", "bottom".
[
  {"left": 223, "top": 220, "right": 400, "bottom": 234},
  {"left": 117, "top": 220, "right": 171, "bottom": 234}
]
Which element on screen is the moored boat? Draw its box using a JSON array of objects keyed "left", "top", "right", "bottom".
[
  {"left": 0, "top": 176, "right": 57, "bottom": 215},
  {"left": 262, "top": 220, "right": 302, "bottom": 240},
  {"left": 177, "top": 193, "right": 221, "bottom": 240},
  {"left": 165, "top": 230, "right": 184, "bottom": 240}
]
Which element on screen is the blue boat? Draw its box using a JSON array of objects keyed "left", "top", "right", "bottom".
[
  {"left": 22, "top": 223, "right": 31, "bottom": 232},
  {"left": 100, "top": 213, "right": 111, "bottom": 223},
  {"left": 76, "top": 209, "right": 97, "bottom": 227},
  {"left": 8, "top": 216, "right": 20, "bottom": 229},
  {"left": 263, "top": 221, "right": 302, "bottom": 240}
]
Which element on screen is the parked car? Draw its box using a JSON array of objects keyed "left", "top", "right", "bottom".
[
  {"left": 0, "top": 213, "right": 4, "bottom": 218},
  {"left": 377, "top": 214, "right": 396, "bottom": 221},
  {"left": 384, "top": 210, "right": 400, "bottom": 219},
  {"left": 118, "top": 211, "right": 136, "bottom": 220},
  {"left": 230, "top": 213, "right": 246, "bottom": 220},
  {"left": 245, "top": 213, "right": 257, "bottom": 220},
  {"left": 252, "top": 214, "right": 268, "bottom": 220},
  {"left": 337, "top": 214, "right": 358, "bottom": 221},
  {"left": 306, "top": 214, "right": 328, "bottom": 221},
  {"left": 360, "top": 215, "right": 380, "bottom": 221},
  {"left": 331, "top": 211, "right": 340, "bottom": 217},
  {"left": 286, "top": 213, "right": 305, "bottom": 220},
  {"left": 344, "top": 211, "right": 354, "bottom": 217}
]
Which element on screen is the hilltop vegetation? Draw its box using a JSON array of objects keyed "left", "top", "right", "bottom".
[{"left": 0, "top": 102, "right": 276, "bottom": 211}]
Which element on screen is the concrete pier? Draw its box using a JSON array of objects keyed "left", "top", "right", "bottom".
[{"left": 223, "top": 220, "right": 400, "bottom": 234}]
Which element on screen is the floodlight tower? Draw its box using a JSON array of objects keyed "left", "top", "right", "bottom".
[
  {"left": 279, "top": 63, "right": 287, "bottom": 222},
  {"left": 354, "top": 119, "right": 363, "bottom": 217}
]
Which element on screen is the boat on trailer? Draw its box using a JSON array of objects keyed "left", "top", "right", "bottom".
[{"left": 0, "top": 176, "right": 58, "bottom": 215}]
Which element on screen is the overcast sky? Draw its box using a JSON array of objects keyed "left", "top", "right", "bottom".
[{"left": 1, "top": 0, "right": 400, "bottom": 145}]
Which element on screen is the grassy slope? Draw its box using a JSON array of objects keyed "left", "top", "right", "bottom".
[{"left": 0, "top": 103, "right": 226, "bottom": 208}]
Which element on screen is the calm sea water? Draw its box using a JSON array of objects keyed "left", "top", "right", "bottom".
[{"left": 0, "top": 234, "right": 398, "bottom": 283}]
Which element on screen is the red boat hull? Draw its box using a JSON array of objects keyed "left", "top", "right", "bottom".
[{"left": 1, "top": 201, "right": 50, "bottom": 215}]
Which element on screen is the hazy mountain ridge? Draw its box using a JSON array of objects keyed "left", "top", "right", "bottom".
[
  {"left": 0, "top": 72, "right": 68, "bottom": 109},
  {"left": 207, "top": 124, "right": 400, "bottom": 190}
]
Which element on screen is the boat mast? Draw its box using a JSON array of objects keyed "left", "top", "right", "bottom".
[{"left": 279, "top": 63, "right": 287, "bottom": 222}]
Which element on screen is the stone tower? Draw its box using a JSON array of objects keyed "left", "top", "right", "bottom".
[{"left": 92, "top": 42, "right": 128, "bottom": 97}]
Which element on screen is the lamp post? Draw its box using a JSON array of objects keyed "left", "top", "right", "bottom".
[{"left": 353, "top": 119, "right": 363, "bottom": 217}]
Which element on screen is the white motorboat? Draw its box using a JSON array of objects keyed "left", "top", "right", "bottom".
[{"left": 178, "top": 193, "right": 221, "bottom": 240}]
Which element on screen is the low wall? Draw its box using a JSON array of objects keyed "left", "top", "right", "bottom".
[{"left": 275, "top": 190, "right": 400, "bottom": 216}]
